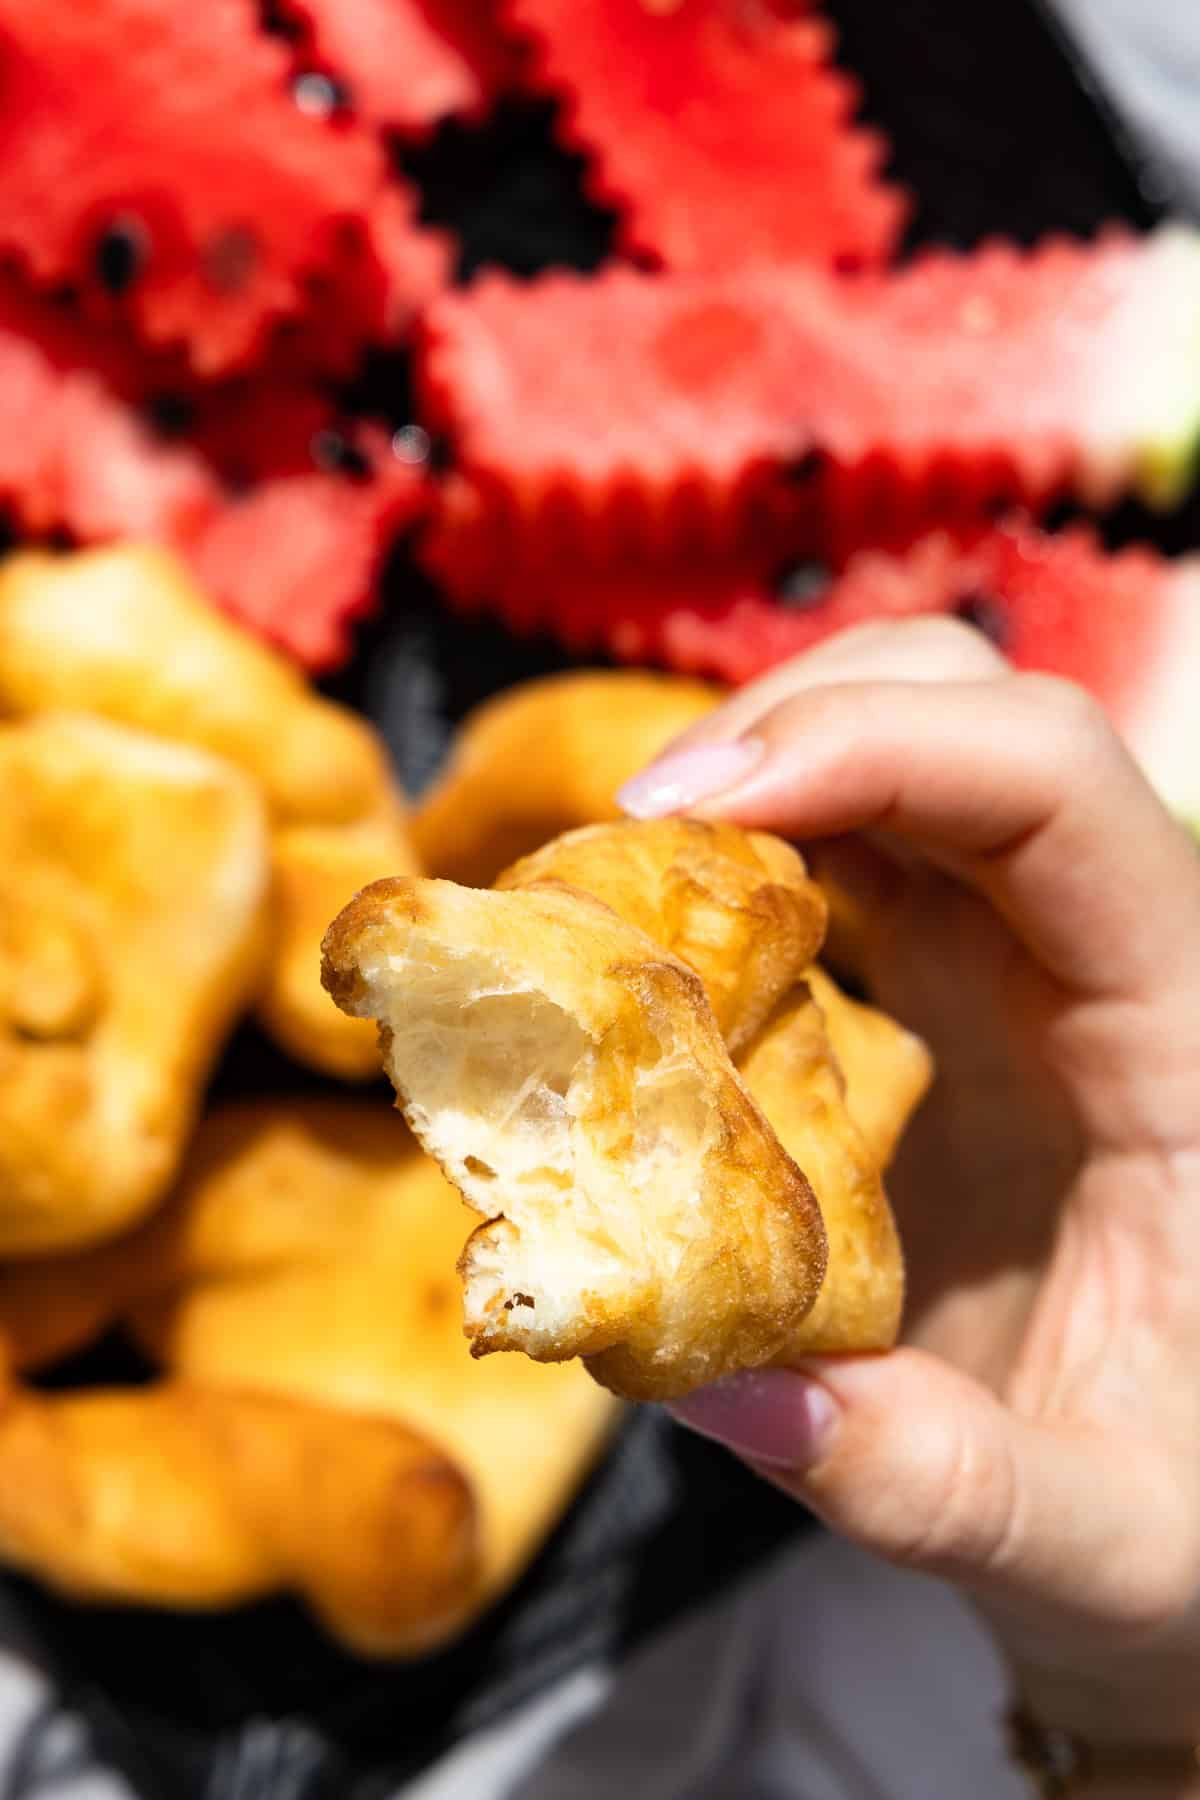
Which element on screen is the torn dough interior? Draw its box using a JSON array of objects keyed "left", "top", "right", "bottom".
[{"left": 386, "top": 938, "right": 720, "bottom": 1361}]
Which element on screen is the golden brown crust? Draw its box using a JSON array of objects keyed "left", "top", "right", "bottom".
[
  {"left": 412, "top": 670, "right": 720, "bottom": 887},
  {"left": 0, "top": 713, "right": 270, "bottom": 1253},
  {"left": 503, "top": 824, "right": 919, "bottom": 1360},
  {"left": 0, "top": 546, "right": 388, "bottom": 826},
  {"left": 806, "top": 966, "right": 933, "bottom": 1171},
  {"left": 323, "top": 824, "right": 838, "bottom": 1401},
  {"left": 0, "top": 1104, "right": 619, "bottom": 1629},
  {"left": 261, "top": 806, "right": 419, "bottom": 1079},
  {"left": 323, "top": 820, "right": 934, "bottom": 1399},
  {"left": 738, "top": 983, "right": 905, "bottom": 1357},
  {"left": 0, "top": 1381, "right": 479, "bottom": 1657},
  {"left": 498, "top": 819, "right": 827, "bottom": 1055},
  {"left": 0, "top": 544, "right": 416, "bottom": 1078}
]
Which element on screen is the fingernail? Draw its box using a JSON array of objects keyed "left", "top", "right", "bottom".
[
  {"left": 665, "top": 1369, "right": 838, "bottom": 1470},
  {"left": 617, "top": 739, "right": 764, "bottom": 819}
]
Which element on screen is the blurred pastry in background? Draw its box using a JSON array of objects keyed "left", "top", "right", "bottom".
[
  {"left": 0, "top": 711, "right": 270, "bottom": 1254},
  {"left": 266, "top": 807, "right": 417, "bottom": 1077},
  {"left": 0, "top": 1377, "right": 478, "bottom": 1658},
  {"left": 0, "top": 544, "right": 415, "bottom": 1078},
  {"left": 0, "top": 1103, "right": 619, "bottom": 1642},
  {"left": 413, "top": 669, "right": 720, "bottom": 886}
]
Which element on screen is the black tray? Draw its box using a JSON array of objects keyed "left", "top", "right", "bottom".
[{"left": 2, "top": 3, "right": 1191, "bottom": 1796}]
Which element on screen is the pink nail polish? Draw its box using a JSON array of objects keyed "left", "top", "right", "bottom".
[
  {"left": 665, "top": 1370, "right": 837, "bottom": 1470},
  {"left": 617, "top": 739, "right": 764, "bottom": 819}
]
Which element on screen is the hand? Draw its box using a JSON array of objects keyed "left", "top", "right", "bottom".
[{"left": 619, "top": 619, "right": 1200, "bottom": 1749}]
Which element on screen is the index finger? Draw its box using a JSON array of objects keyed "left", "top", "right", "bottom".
[{"left": 625, "top": 668, "right": 1200, "bottom": 1008}]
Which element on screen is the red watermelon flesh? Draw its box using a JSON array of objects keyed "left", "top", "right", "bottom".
[
  {"left": 186, "top": 429, "right": 428, "bottom": 670},
  {"left": 0, "top": 0, "right": 447, "bottom": 374},
  {"left": 280, "top": 0, "right": 520, "bottom": 138},
  {"left": 182, "top": 380, "right": 342, "bottom": 486},
  {"left": 504, "top": 0, "right": 905, "bottom": 272},
  {"left": 660, "top": 524, "right": 1200, "bottom": 826},
  {"left": 0, "top": 300, "right": 219, "bottom": 545},
  {"left": 420, "top": 515, "right": 1200, "bottom": 820},
  {"left": 420, "top": 228, "right": 1200, "bottom": 586}
]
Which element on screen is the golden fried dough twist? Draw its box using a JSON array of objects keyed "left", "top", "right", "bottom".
[
  {"left": 0, "top": 1105, "right": 618, "bottom": 1644},
  {"left": 0, "top": 545, "right": 415, "bottom": 1077},
  {"left": 323, "top": 820, "right": 931, "bottom": 1400},
  {"left": 0, "top": 712, "right": 270, "bottom": 1253},
  {"left": 412, "top": 671, "right": 720, "bottom": 887},
  {"left": 0, "top": 1382, "right": 477, "bottom": 1657}
]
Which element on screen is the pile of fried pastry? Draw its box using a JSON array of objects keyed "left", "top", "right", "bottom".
[{"left": 0, "top": 544, "right": 930, "bottom": 1656}]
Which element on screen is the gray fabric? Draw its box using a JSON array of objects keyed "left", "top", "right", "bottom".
[
  {"left": 510, "top": 1533, "right": 1028, "bottom": 1800},
  {"left": 1048, "top": 0, "right": 1200, "bottom": 215}
]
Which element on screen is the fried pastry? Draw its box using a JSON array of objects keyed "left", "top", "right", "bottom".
[
  {"left": 807, "top": 965, "right": 932, "bottom": 1172},
  {"left": 0, "top": 1383, "right": 477, "bottom": 1657},
  {"left": 737, "top": 980, "right": 913, "bottom": 1355},
  {"left": 0, "top": 712, "right": 270, "bottom": 1253},
  {"left": 0, "top": 544, "right": 412, "bottom": 1077},
  {"left": 264, "top": 810, "right": 419, "bottom": 1077},
  {"left": 324, "top": 819, "right": 928, "bottom": 1400},
  {"left": 412, "top": 670, "right": 720, "bottom": 886},
  {"left": 0, "top": 1104, "right": 618, "bottom": 1626},
  {"left": 496, "top": 818, "right": 826, "bottom": 1056}
]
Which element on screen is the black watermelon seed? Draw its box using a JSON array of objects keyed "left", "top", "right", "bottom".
[
  {"left": 425, "top": 432, "right": 454, "bottom": 474},
  {"left": 783, "top": 449, "right": 827, "bottom": 487},
  {"left": 291, "top": 70, "right": 352, "bottom": 118},
  {"left": 954, "top": 592, "right": 1010, "bottom": 649},
  {"left": 146, "top": 391, "right": 196, "bottom": 439},
  {"left": 93, "top": 217, "right": 149, "bottom": 294},
  {"left": 774, "top": 560, "right": 831, "bottom": 609},
  {"left": 311, "top": 429, "right": 371, "bottom": 480},
  {"left": 260, "top": 2, "right": 304, "bottom": 41}
]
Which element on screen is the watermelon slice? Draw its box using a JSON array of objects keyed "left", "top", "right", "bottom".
[
  {"left": 428, "top": 516, "right": 1200, "bottom": 822},
  {"left": 0, "top": 293, "right": 219, "bottom": 546},
  {"left": 419, "top": 227, "right": 1200, "bottom": 587},
  {"left": 0, "top": 0, "right": 447, "bottom": 374},
  {"left": 278, "top": 0, "right": 520, "bottom": 138},
  {"left": 505, "top": 0, "right": 905, "bottom": 272},
  {"left": 180, "top": 379, "right": 341, "bottom": 487},
  {"left": 185, "top": 428, "right": 428, "bottom": 669}
]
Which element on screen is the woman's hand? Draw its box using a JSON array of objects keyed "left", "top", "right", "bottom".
[{"left": 619, "top": 619, "right": 1200, "bottom": 1751}]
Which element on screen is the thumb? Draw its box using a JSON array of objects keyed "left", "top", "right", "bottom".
[{"left": 666, "top": 1350, "right": 1180, "bottom": 1634}]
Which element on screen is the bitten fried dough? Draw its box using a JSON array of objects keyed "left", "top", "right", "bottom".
[
  {"left": 0, "top": 713, "right": 270, "bottom": 1253},
  {"left": 497, "top": 819, "right": 827, "bottom": 1056},
  {"left": 807, "top": 966, "right": 933, "bottom": 1171},
  {"left": 323, "top": 821, "right": 932, "bottom": 1399},
  {"left": 739, "top": 985, "right": 904, "bottom": 1355},
  {"left": 0, "top": 1382, "right": 478, "bottom": 1657},
  {"left": 0, "top": 544, "right": 415, "bottom": 1078},
  {"left": 506, "top": 827, "right": 925, "bottom": 1361},
  {"left": 0, "top": 1105, "right": 618, "bottom": 1613},
  {"left": 412, "top": 670, "right": 720, "bottom": 887},
  {"left": 323, "top": 838, "right": 830, "bottom": 1401}
]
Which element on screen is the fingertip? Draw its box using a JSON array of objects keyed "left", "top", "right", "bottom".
[
  {"left": 664, "top": 1368, "right": 838, "bottom": 1471},
  {"left": 616, "top": 738, "right": 765, "bottom": 819}
]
